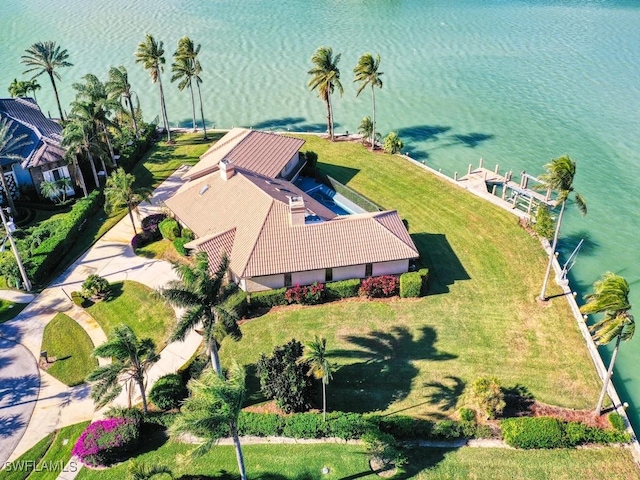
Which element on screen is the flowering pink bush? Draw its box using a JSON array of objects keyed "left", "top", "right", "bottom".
[
  {"left": 359, "top": 275, "right": 400, "bottom": 298},
  {"left": 72, "top": 417, "right": 140, "bottom": 466},
  {"left": 285, "top": 282, "right": 325, "bottom": 305}
]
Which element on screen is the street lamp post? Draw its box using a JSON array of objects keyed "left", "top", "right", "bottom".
[{"left": 0, "top": 207, "right": 31, "bottom": 291}]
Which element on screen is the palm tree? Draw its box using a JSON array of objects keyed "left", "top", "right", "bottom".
[
  {"left": 354, "top": 53, "right": 383, "bottom": 150},
  {"left": 87, "top": 324, "right": 159, "bottom": 414},
  {"left": 8, "top": 79, "right": 28, "bottom": 98},
  {"left": 171, "top": 363, "right": 247, "bottom": 480},
  {"left": 25, "top": 79, "right": 41, "bottom": 101},
  {"left": 301, "top": 336, "right": 334, "bottom": 421},
  {"left": 538, "top": 155, "right": 587, "bottom": 301},
  {"left": 106, "top": 66, "right": 140, "bottom": 137},
  {"left": 580, "top": 273, "right": 635, "bottom": 416},
  {"left": 135, "top": 34, "right": 172, "bottom": 143},
  {"left": 21, "top": 41, "right": 73, "bottom": 120},
  {"left": 383, "top": 132, "right": 403, "bottom": 154},
  {"left": 160, "top": 252, "right": 241, "bottom": 376},
  {"left": 358, "top": 116, "right": 381, "bottom": 147},
  {"left": 173, "top": 37, "right": 208, "bottom": 140},
  {"left": 308, "top": 47, "right": 344, "bottom": 142},
  {"left": 128, "top": 460, "right": 173, "bottom": 480},
  {"left": 63, "top": 110, "right": 104, "bottom": 190},
  {"left": 104, "top": 168, "right": 151, "bottom": 235},
  {"left": 0, "top": 118, "right": 31, "bottom": 215}
]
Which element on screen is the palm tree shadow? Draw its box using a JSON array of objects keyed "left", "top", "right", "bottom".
[
  {"left": 329, "top": 326, "right": 456, "bottom": 413},
  {"left": 423, "top": 376, "right": 465, "bottom": 411},
  {"left": 394, "top": 447, "right": 452, "bottom": 479}
]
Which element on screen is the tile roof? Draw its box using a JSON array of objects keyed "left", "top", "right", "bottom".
[
  {"left": 183, "top": 128, "right": 305, "bottom": 181},
  {"left": 166, "top": 164, "right": 419, "bottom": 279},
  {"left": 0, "top": 98, "right": 65, "bottom": 169}
]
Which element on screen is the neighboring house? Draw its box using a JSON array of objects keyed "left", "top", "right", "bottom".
[
  {"left": 165, "top": 128, "right": 419, "bottom": 292},
  {"left": 0, "top": 97, "right": 76, "bottom": 201}
]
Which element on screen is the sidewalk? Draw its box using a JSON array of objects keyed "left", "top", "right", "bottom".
[{"left": 1, "top": 166, "right": 202, "bottom": 464}]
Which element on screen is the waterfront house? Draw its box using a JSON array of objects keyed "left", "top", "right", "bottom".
[
  {"left": 0, "top": 97, "right": 76, "bottom": 201},
  {"left": 165, "top": 128, "right": 419, "bottom": 292}
]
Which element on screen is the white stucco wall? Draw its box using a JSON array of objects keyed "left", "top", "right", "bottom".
[
  {"left": 292, "top": 269, "right": 325, "bottom": 286},
  {"left": 333, "top": 264, "right": 366, "bottom": 281},
  {"left": 279, "top": 152, "right": 300, "bottom": 178},
  {"left": 244, "top": 274, "right": 285, "bottom": 292},
  {"left": 373, "top": 259, "right": 410, "bottom": 276}
]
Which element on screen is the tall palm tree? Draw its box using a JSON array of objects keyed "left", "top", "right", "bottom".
[
  {"left": 580, "top": 273, "right": 635, "bottom": 416},
  {"left": 172, "top": 37, "right": 207, "bottom": 140},
  {"left": 160, "top": 252, "right": 241, "bottom": 376},
  {"left": 87, "top": 324, "right": 160, "bottom": 414},
  {"left": 135, "top": 34, "right": 172, "bottom": 143},
  {"left": 171, "top": 363, "right": 247, "bottom": 480},
  {"left": 63, "top": 108, "right": 104, "bottom": 190},
  {"left": 106, "top": 66, "right": 139, "bottom": 138},
  {"left": 0, "top": 118, "right": 31, "bottom": 216},
  {"left": 104, "top": 168, "right": 152, "bottom": 235},
  {"left": 25, "top": 79, "right": 41, "bottom": 102},
  {"left": 308, "top": 46, "right": 344, "bottom": 142},
  {"left": 354, "top": 53, "right": 383, "bottom": 150},
  {"left": 21, "top": 41, "right": 73, "bottom": 120},
  {"left": 300, "top": 336, "right": 334, "bottom": 421},
  {"left": 538, "top": 155, "right": 587, "bottom": 301}
]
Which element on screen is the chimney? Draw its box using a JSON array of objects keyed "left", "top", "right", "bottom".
[
  {"left": 289, "top": 196, "right": 306, "bottom": 225},
  {"left": 219, "top": 160, "right": 235, "bottom": 180}
]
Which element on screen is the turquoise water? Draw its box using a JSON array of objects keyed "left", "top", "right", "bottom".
[{"left": 2, "top": 0, "right": 639, "bottom": 424}]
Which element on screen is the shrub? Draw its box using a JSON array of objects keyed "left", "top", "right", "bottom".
[
  {"left": 325, "top": 412, "right": 372, "bottom": 440},
  {"left": 72, "top": 417, "right": 140, "bottom": 467},
  {"left": 71, "top": 291, "right": 86, "bottom": 307},
  {"left": 399, "top": 271, "right": 422, "bottom": 298},
  {"left": 463, "top": 377, "right": 506, "bottom": 419},
  {"left": 173, "top": 237, "right": 189, "bottom": 256},
  {"left": 81, "top": 274, "right": 110, "bottom": 300},
  {"left": 285, "top": 282, "right": 325, "bottom": 305},
  {"left": 159, "top": 218, "right": 180, "bottom": 241},
  {"left": 131, "top": 232, "right": 153, "bottom": 249},
  {"left": 238, "top": 412, "right": 285, "bottom": 437},
  {"left": 224, "top": 289, "right": 248, "bottom": 318},
  {"left": 359, "top": 275, "right": 399, "bottom": 298},
  {"left": 104, "top": 406, "right": 145, "bottom": 424},
  {"left": 608, "top": 412, "right": 626, "bottom": 432},
  {"left": 249, "top": 288, "right": 287, "bottom": 308},
  {"left": 362, "top": 429, "right": 406, "bottom": 468},
  {"left": 432, "top": 420, "right": 464, "bottom": 439},
  {"left": 373, "top": 415, "right": 433, "bottom": 440},
  {"left": 141, "top": 213, "right": 166, "bottom": 240},
  {"left": 533, "top": 205, "right": 555, "bottom": 240},
  {"left": 282, "top": 413, "right": 326, "bottom": 438},
  {"left": 149, "top": 374, "right": 188, "bottom": 411},
  {"left": 325, "top": 279, "right": 361, "bottom": 300},
  {"left": 459, "top": 407, "right": 475, "bottom": 423},
  {"left": 418, "top": 268, "right": 429, "bottom": 294},
  {"left": 181, "top": 228, "right": 195, "bottom": 241},
  {"left": 256, "top": 339, "right": 312, "bottom": 413},
  {"left": 502, "top": 417, "right": 565, "bottom": 449}
]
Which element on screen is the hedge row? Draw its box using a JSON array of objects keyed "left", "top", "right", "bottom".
[
  {"left": 501, "top": 416, "right": 631, "bottom": 449},
  {"left": 25, "top": 190, "right": 102, "bottom": 285}
]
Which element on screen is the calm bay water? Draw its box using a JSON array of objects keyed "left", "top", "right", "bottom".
[{"left": 2, "top": 0, "right": 639, "bottom": 425}]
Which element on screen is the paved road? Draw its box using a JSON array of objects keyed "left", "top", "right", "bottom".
[{"left": 0, "top": 338, "right": 39, "bottom": 465}]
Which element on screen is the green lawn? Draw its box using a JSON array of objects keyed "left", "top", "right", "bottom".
[
  {"left": 86, "top": 280, "right": 175, "bottom": 347},
  {"left": 41, "top": 313, "right": 97, "bottom": 386},
  {"left": 2, "top": 422, "right": 89, "bottom": 480},
  {"left": 222, "top": 135, "right": 600, "bottom": 417},
  {"left": 0, "top": 300, "right": 28, "bottom": 323}
]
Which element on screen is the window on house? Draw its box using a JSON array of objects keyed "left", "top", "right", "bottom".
[
  {"left": 325, "top": 268, "right": 333, "bottom": 282},
  {"left": 284, "top": 273, "right": 292, "bottom": 287},
  {"left": 365, "top": 263, "right": 373, "bottom": 277}
]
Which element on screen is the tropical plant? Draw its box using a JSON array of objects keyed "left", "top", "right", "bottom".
[
  {"left": 160, "top": 252, "right": 241, "bottom": 376},
  {"left": 171, "top": 363, "right": 248, "bottom": 480},
  {"left": 87, "top": 324, "right": 159, "bottom": 414},
  {"left": 128, "top": 460, "right": 173, "bottom": 480},
  {"left": 357, "top": 116, "right": 380, "bottom": 146},
  {"left": 463, "top": 376, "right": 506, "bottom": 419},
  {"left": 580, "top": 272, "right": 635, "bottom": 415},
  {"left": 0, "top": 117, "right": 31, "bottom": 215},
  {"left": 8, "top": 78, "right": 28, "bottom": 98},
  {"left": 21, "top": 41, "right": 73, "bottom": 120},
  {"left": 354, "top": 53, "right": 383, "bottom": 150},
  {"left": 172, "top": 37, "right": 207, "bottom": 138},
  {"left": 538, "top": 155, "right": 587, "bottom": 301},
  {"left": 135, "top": 34, "right": 172, "bottom": 143},
  {"left": 383, "top": 132, "right": 403, "bottom": 154},
  {"left": 533, "top": 204, "right": 554, "bottom": 240},
  {"left": 256, "top": 339, "right": 312, "bottom": 413},
  {"left": 300, "top": 336, "right": 335, "bottom": 421},
  {"left": 81, "top": 273, "right": 111, "bottom": 300},
  {"left": 24, "top": 79, "right": 41, "bottom": 101},
  {"left": 104, "top": 168, "right": 152, "bottom": 235},
  {"left": 40, "top": 177, "right": 73, "bottom": 204},
  {"left": 62, "top": 112, "right": 103, "bottom": 192},
  {"left": 106, "top": 66, "right": 140, "bottom": 137},
  {"left": 308, "top": 46, "right": 343, "bottom": 141}
]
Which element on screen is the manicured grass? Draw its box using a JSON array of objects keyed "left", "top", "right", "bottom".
[
  {"left": 134, "top": 239, "right": 188, "bottom": 264},
  {"left": 401, "top": 446, "right": 640, "bottom": 479},
  {"left": 2, "top": 422, "right": 89, "bottom": 480},
  {"left": 86, "top": 280, "right": 175, "bottom": 348},
  {"left": 41, "top": 313, "right": 97, "bottom": 386},
  {"left": 0, "top": 300, "right": 28, "bottom": 323},
  {"left": 223, "top": 136, "right": 600, "bottom": 417},
  {"left": 77, "top": 443, "right": 370, "bottom": 480}
]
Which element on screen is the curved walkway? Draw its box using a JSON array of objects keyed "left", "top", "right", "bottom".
[{"left": 0, "top": 167, "right": 202, "bottom": 464}]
